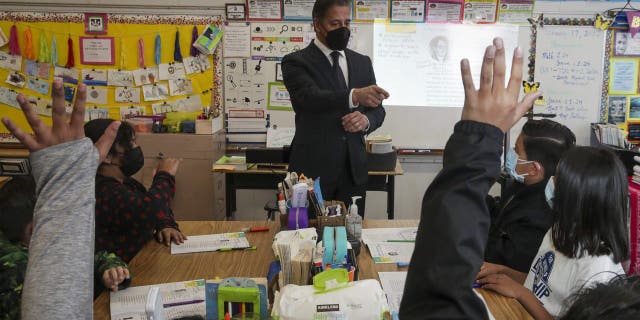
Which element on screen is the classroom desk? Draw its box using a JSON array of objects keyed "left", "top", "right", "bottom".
[
  {"left": 94, "top": 220, "right": 532, "bottom": 319},
  {"left": 213, "top": 160, "right": 404, "bottom": 220}
]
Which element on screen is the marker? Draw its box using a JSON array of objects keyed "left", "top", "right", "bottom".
[
  {"left": 397, "top": 262, "right": 409, "bottom": 268},
  {"left": 163, "top": 299, "right": 205, "bottom": 308},
  {"left": 241, "top": 227, "right": 270, "bottom": 233},
  {"left": 387, "top": 240, "right": 415, "bottom": 243},
  {"left": 218, "top": 246, "right": 257, "bottom": 252},
  {"left": 473, "top": 283, "right": 483, "bottom": 288}
]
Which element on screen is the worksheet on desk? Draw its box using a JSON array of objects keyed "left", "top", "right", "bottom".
[
  {"left": 110, "top": 279, "right": 206, "bottom": 320},
  {"left": 171, "top": 232, "right": 250, "bottom": 254},
  {"left": 378, "top": 272, "right": 495, "bottom": 319},
  {"left": 361, "top": 228, "right": 417, "bottom": 246},
  {"left": 368, "top": 242, "right": 415, "bottom": 264}
]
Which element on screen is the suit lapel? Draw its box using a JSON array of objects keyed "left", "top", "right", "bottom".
[
  {"left": 345, "top": 49, "right": 355, "bottom": 89},
  {"left": 308, "top": 41, "right": 344, "bottom": 91}
]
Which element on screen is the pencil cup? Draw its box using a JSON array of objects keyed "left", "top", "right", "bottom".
[{"left": 288, "top": 206, "right": 309, "bottom": 230}]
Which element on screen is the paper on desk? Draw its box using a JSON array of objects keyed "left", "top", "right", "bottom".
[
  {"left": 369, "top": 242, "right": 415, "bottom": 264},
  {"left": 378, "top": 272, "right": 495, "bottom": 320},
  {"left": 361, "top": 227, "right": 417, "bottom": 246},
  {"left": 110, "top": 279, "right": 206, "bottom": 320},
  {"left": 171, "top": 232, "right": 250, "bottom": 254}
]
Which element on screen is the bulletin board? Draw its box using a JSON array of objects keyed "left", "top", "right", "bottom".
[{"left": 0, "top": 12, "right": 223, "bottom": 135}]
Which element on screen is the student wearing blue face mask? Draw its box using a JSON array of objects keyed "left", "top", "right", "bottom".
[{"left": 481, "top": 119, "right": 575, "bottom": 281}]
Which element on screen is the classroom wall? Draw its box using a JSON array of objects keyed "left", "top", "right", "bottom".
[{"left": 0, "top": 1, "right": 617, "bottom": 219}]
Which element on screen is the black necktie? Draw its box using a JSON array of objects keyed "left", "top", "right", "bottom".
[{"left": 331, "top": 51, "right": 347, "bottom": 89}]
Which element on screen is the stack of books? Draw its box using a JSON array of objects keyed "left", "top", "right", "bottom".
[
  {"left": 226, "top": 109, "right": 269, "bottom": 145},
  {"left": 632, "top": 156, "right": 640, "bottom": 186},
  {"left": 593, "top": 123, "right": 628, "bottom": 148}
]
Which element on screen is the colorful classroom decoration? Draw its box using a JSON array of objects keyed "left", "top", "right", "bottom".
[
  {"left": 24, "top": 28, "right": 34, "bottom": 60},
  {"left": 0, "top": 12, "right": 222, "bottom": 135},
  {"left": 191, "top": 26, "right": 199, "bottom": 57}
]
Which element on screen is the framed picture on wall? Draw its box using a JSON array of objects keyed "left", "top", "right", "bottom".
[
  {"left": 614, "top": 31, "right": 640, "bottom": 57},
  {"left": 226, "top": 4, "right": 247, "bottom": 20},
  {"left": 608, "top": 96, "right": 628, "bottom": 124},
  {"left": 85, "top": 13, "right": 108, "bottom": 35}
]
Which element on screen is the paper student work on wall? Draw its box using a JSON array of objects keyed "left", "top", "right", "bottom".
[{"left": 171, "top": 232, "right": 251, "bottom": 254}]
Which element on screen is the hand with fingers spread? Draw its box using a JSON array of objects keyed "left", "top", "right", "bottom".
[
  {"left": 352, "top": 85, "right": 390, "bottom": 107},
  {"left": 460, "top": 37, "right": 542, "bottom": 133},
  {"left": 102, "top": 266, "right": 130, "bottom": 292},
  {"left": 1, "top": 78, "right": 120, "bottom": 160},
  {"left": 341, "top": 111, "right": 369, "bottom": 133},
  {"left": 156, "top": 227, "right": 187, "bottom": 246}
]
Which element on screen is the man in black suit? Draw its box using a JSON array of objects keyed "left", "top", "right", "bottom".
[{"left": 282, "top": 0, "right": 389, "bottom": 217}]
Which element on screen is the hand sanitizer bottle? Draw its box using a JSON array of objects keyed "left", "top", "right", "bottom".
[{"left": 346, "top": 196, "right": 362, "bottom": 240}]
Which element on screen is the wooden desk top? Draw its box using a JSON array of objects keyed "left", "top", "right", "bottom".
[
  {"left": 0, "top": 147, "right": 29, "bottom": 158},
  {"left": 94, "top": 220, "right": 530, "bottom": 319},
  {"left": 213, "top": 160, "right": 404, "bottom": 176}
]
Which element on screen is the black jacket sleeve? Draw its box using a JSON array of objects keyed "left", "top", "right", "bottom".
[{"left": 400, "top": 120, "right": 504, "bottom": 319}]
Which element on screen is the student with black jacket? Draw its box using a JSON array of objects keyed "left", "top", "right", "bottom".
[{"left": 399, "top": 37, "right": 542, "bottom": 319}]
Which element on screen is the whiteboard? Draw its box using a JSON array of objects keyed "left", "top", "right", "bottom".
[
  {"left": 269, "top": 23, "right": 530, "bottom": 148},
  {"left": 533, "top": 26, "right": 605, "bottom": 146},
  {"left": 373, "top": 23, "right": 519, "bottom": 108}
]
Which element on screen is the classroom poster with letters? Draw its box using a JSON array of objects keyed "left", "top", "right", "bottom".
[
  {"left": 247, "top": 0, "right": 283, "bottom": 21},
  {"left": 426, "top": 0, "right": 463, "bottom": 23},
  {"left": 354, "top": 0, "right": 390, "bottom": 22},
  {"left": 223, "top": 23, "right": 252, "bottom": 57},
  {"left": 609, "top": 58, "right": 639, "bottom": 95},
  {"left": 79, "top": 37, "right": 115, "bottom": 65},
  {"left": 283, "top": 0, "right": 315, "bottom": 21},
  {"left": 267, "top": 82, "right": 292, "bottom": 110},
  {"left": 390, "top": 0, "right": 426, "bottom": 23},
  {"left": 462, "top": 0, "right": 498, "bottom": 23},
  {"left": 496, "top": 0, "right": 533, "bottom": 24}
]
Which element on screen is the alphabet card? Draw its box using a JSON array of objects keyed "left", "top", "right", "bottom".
[
  {"left": 6, "top": 72, "right": 26, "bottom": 88},
  {"left": 158, "top": 62, "right": 186, "bottom": 80},
  {"left": 119, "top": 106, "right": 145, "bottom": 120},
  {"left": 86, "top": 86, "right": 108, "bottom": 104},
  {"left": 24, "top": 60, "right": 51, "bottom": 79},
  {"left": 183, "top": 55, "right": 211, "bottom": 74},
  {"left": 26, "top": 77, "right": 50, "bottom": 95},
  {"left": 85, "top": 107, "right": 110, "bottom": 121},
  {"left": 0, "top": 87, "right": 19, "bottom": 108},
  {"left": 169, "top": 78, "right": 194, "bottom": 96},
  {"left": 82, "top": 69, "right": 108, "bottom": 86},
  {"left": 142, "top": 83, "right": 169, "bottom": 101},
  {"left": 115, "top": 87, "right": 141, "bottom": 104},
  {"left": 132, "top": 67, "right": 159, "bottom": 86},
  {"left": 0, "top": 51, "right": 22, "bottom": 71},
  {"left": 53, "top": 66, "right": 80, "bottom": 84},
  {"left": 107, "top": 70, "right": 134, "bottom": 87}
]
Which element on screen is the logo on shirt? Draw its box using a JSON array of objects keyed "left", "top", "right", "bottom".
[
  {"left": 317, "top": 304, "right": 340, "bottom": 312},
  {"left": 530, "top": 251, "right": 555, "bottom": 299}
]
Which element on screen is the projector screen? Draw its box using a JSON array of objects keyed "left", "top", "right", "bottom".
[{"left": 373, "top": 23, "right": 520, "bottom": 108}]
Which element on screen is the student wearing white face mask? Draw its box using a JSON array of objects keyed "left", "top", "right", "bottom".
[{"left": 481, "top": 119, "right": 576, "bottom": 281}]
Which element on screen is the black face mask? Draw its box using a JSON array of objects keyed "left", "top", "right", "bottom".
[
  {"left": 325, "top": 27, "right": 350, "bottom": 51},
  {"left": 119, "top": 146, "right": 144, "bottom": 177}
]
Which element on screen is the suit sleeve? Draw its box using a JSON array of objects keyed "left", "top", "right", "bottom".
[
  {"left": 282, "top": 53, "right": 351, "bottom": 115},
  {"left": 361, "top": 55, "right": 385, "bottom": 134},
  {"left": 399, "top": 120, "right": 503, "bottom": 319}
]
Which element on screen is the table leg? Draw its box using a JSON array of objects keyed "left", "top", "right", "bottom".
[{"left": 387, "top": 175, "right": 395, "bottom": 220}]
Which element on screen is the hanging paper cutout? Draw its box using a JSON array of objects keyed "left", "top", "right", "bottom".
[
  {"left": 39, "top": 33, "right": 50, "bottom": 63},
  {"left": 154, "top": 34, "right": 161, "bottom": 65},
  {"left": 24, "top": 28, "right": 34, "bottom": 60},
  {"left": 66, "top": 36, "right": 75, "bottom": 67},
  {"left": 174, "top": 30, "right": 183, "bottom": 62},
  {"left": 190, "top": 26, "right": 199, "bottom": 57},
  {"left": 138, "top": 38, "right": 145, "bottom": 68},
  {"left": 51, "top": 36, "right": 58, "bottom": 66},
  {"left": 9, "top": 25, "right": 19, "bottom": 55}
]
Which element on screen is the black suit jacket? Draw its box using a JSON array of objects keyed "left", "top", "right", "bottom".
[{"left": 281, "top": 40, "right": 386, "bottom": 186}]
